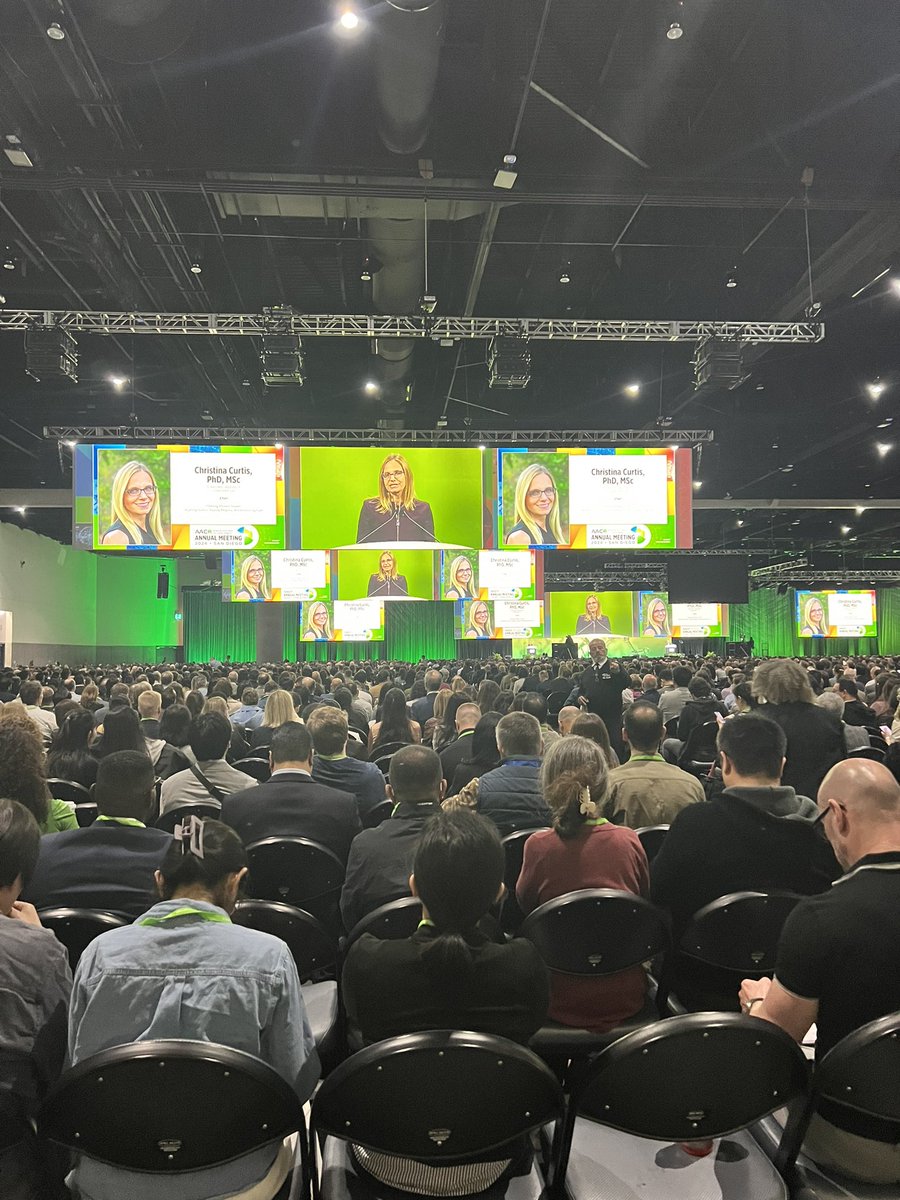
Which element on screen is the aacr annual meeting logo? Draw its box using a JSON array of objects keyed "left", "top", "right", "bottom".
[{"left": 190, "top": 525, "right": 260, "bottom": 549}]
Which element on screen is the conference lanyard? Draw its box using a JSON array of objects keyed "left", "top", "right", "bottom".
[
  {"left": 95, "top": 816, "right": 145, "bottom": 828},
  {"left": 627, "top": 755, "right": 664, "bottom": 763},
  {"left": 585, "top": 818, "right": 609, "bottom": 827},
  {"left": 138, "top": 906, "right": 231, "bottom": 927}
]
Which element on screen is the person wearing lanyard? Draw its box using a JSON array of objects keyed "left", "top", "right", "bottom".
[
  {"left": 516, "top": 735, "right": 651, "bottom": 1034},
  {"left": 739, "top": 759, "right": 900, "bottom": 1185},
  {"left": 67, "top": 817, "right": 320, "bottom": 1200},
  {"left": 564, "top": 638, "right": 625, "bottom": 757},
  {"left": 604, "top": 702, "right": 705, "bottom": 828}
]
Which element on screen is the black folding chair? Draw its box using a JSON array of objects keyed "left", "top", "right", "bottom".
[
  {"left": 549, "top": 1013, "right": 810, "bottom": 1199},
  {"left": 847, "top": 745, "right": 886, "bottom": 763},
  {"left": 233, "top": 756, "right": 272, "bottom": 782},
  {"left": 755, "top": 1010, "right": 900, "bottom": 1198},
  {"left": 47, "top": 778, "right": 92, "bottom": 805},
  {"left": 245, "top": 836, "right": 345, "bottom": 933},
  {"left": 367, "top": 740, "right": 407, "bottom": 776},
  {"left": 156, "top": 802, "right": 221, "bottom": 834},
  {"left": 234, "top": 901, "right": 340, "bottom": 1058},
  {"left": 362, "top": 799, "right": 393, "bottom": 829},
  {"left": 635, "top": 824, "right": 670, "bottom": 865},
  {"left": 38, "top": 907, "right": 130, "bottom": 970},
  {"left": 667, "top": 891, "right": 803, "bottom": 1014},
  {"left": 310, "top": 1030, "right": 564, "bottom": 1200},
  {"left": 500, "top": 827, "right": 546, "bottom": 934},
  {"left": 38, "top": 1041, "right": 309, "bottom": 1200},
  {"left": 343, "top": 896, "right": 422, "bottom": 952},
  {"left": 74, "top": 802, "right": 99, "bottom": 827},
  {"left": 520, "top": 889, "right": 671, "bottom": 1060},
  {"left": 677, "top": 720, "right": 719, "bottom": 778}
]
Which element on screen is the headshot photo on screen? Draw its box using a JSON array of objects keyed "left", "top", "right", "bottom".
[
  {"left": 575, "top": 594, "right": 613, "bottom": 636},
  {"left": 356, "top": 453, "right": 436, "bottom": 543},
  {"left": 642, "top": 594, "right": 671, "bottom": 638},
  {"left": 800, "top": 594, "right": 828, "bottom": 637},
  {"left": 464, "top": 599, "right": 494, "bottom": 639},
  {"left": 503, "top": 457, "right": 568, "bottom": 546},
  {"left": 302, "top": 601, "right": 333, "bottom": 641},
  {"left": 444, "top": 553, "right": 477, "bottom": 600},
  {"left": 99, "top": 456, "right": 170, "bottom": 547},
  {"left": 366, "top": 550, "right": 409, "bottom": 597},
  {"left": 234, "top": 553, "right": 271, "bottom": 601}
]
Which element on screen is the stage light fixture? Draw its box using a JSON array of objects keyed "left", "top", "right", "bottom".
[
  {"left": 24, "top": 323, "right": 78, "bottom": 382},
  {"left": 0, "top": 294, "right": 6, "bottom": 305},
  {"left": 360, "top": 260, "right": 372, "bottom": 282},
  {"left": 694, "top": 336, "right": 745, "bottom": 390},
  {"left": 108, "top": 375, "right": 128, "bottom": 390},
  {"left": 559, "top": 264, "right": 571, "bottom": 285},
  {"left": 189, "top": 261, "right": 202, "bottom": 274},
  {"left": 338, "top": 7, "right": 360, "bottom": 30},
  {"left": 46, "top": 21, "right": 65, "bottom": 39},
  {"left": 493, "top": 154, "right": 518, "bottom": 190},
  {"left": 623, "top": 382, "right": 641, "bottom": 398},
  {"left": 667, "top": 21, "right": 683, "bottom": 39},
  {"left": 488, "top": 336, "right": 531, "bottom": 389},
  {"left": 725, "top": 266, "right": 738, "bottom": 288},
  {"left": 877, "top": 417, "right": 893, "bottom": 429},
  {"left": 364, "top": 380, "right": 379, "bottom": 395},
  {"left": 260, "top": 305, "right": 305, "bottom": 386},
  {"left": 2, "top": 251, "right": 14, "bottom": 271},
  {"left": 840, "top": 525, "right": 851, "bottom": 536},
  {"left": 692, "top": 480, "right": 702, "bottom": 490},
  {"left": 866, "top": 379, "right": 886, "bottom": 399},
  {"left": 876, "top": 441, "right": 892, "bottom": 457}
]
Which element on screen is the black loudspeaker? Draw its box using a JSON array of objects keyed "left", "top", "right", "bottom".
[
  {"left": 204, "top": 553, "right": 219, "bottom": 570},
  {"left": 157, "top": 570, "right": 169, "bottom": 599}
]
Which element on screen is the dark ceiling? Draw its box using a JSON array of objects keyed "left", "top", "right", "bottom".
[{"left": 0, "top": 0, "right": 898, "bottom": 561}]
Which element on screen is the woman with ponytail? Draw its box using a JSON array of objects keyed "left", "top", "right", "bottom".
[
  {"left": 67, "top": 817, "right": 320, "bottom": 1200},
  {"left": 342, "top": 806, "right": 549, "bottom": 1194},
  {"left": 516, "top": 736, "right": 651, "bottom": 1032}
]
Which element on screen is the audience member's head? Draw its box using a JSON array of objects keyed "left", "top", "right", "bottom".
[
  {"left": 18, "top": 680, "right": 42, "bottom": 707},
  {"left": 496, "top": 711, "right": 542, "bottom": 759},
  {"left": 516, "top": 692, "right": 549, "bottom": 724},
  {"left": 158, "top": 703, "right": 193, "bottom": 748},
  {"left": 816, "top": 691, "right": 844, "bottom": 720},
  {"left": 0, "top": 709, "right": 49, "bottom": 828},
  {"left": 455, "top": 702, "right": 481, "bottom": 733},
  {"left": 570, "top": 712, "right": 617, "bottom": 768},
  {"left": 622, "top": 702, "right": 664, "bottom": 754},
  {"left": 97, "top": 706, "right": 147, "bottom": 758},
  {"left": 673, "top": 666, "right": 693, "bottom": 688},
  {"left": 557, "top": 705, "right": 581, "bottom": 736},
  {"left": 0, "top": 798, "right": 41, "bottom": 906},
  {"left": 156, "top": 818, "right": 247, "bottom": 912},
  {"left": 240, "top": 687, "right": 259, "bottom": 707},
  {"left": 306, "top": 705, "right": 348, "bottom": 756},
  {"left": 261, "top": 689, "right": 300, "bottom": 729},
  {"left": 184, "top": 690, "right": 205, "bottom": 719},
  {"left": 388, "top": 744, "right": 444, "bottom": 807},
  {"left": 189, "top": 712, "right": 232, "bottom": 763},
  {"left": 836, "top": 677, "right": 859, "bottom": 700},
  {"left": 541, "top": 734, "right": 609, "bottom": 840},
  {"left": 716, "top": 714, "right": 786, "bottom": 786},
  {"left": 424, "top": 669, "right": 442, "bottom": 694},
  {"left": 751, "top": 659, "right": 816, "bottom": 706},
  {"left": 816, "top": 759, "right": 900, "bottom": 870},
  {"left": 95, "top": 751, "right": 156, "bottom": 822},
  {"left": 732, "top": 682, "right": 758, "bottom": 712},
  {"left": 270, "top": 721, "right": 313, "bottom": 768},
  {"left": 476, "top": 679, "right": 501, "bottom": 715},
  {"left": 137, "top": 690, "right": 162, "bottom": 720},
  {"left": 467, "top": 713, "right": 503, "bottom": 769}
]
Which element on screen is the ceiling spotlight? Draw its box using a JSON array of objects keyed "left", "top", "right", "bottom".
[
  {"left": 877, "top": 417, "right": 893, "bottom": 429},
  {"left": 364, "top": 380, "right": 379, "bottom": 395},
  {"left": 693, "top": 480, "right": 702, "bottom": 490},
  {"left": 0, "top": 294, "right": 6, "bottom": 305},
  {"left": 855, "top": 506, "right": 866, "bottom": 515},
  {"left": 274, "top": 442, "right": 283, "bottom": 449},
  {"left": 493, "top": 154, "right": 518, "bottom": 190},
  {"left": 559, "top": 264, "right": 571, "bottom": 285},
  {"left": 46, "top": 21, "right": 65, "bottom": 39},
  {"left": 866, "top": 379, "right": 886, "bottom": 399},
  {"left": 780, "top": 463, "right": 794, "bottom": 472},
  {"left": 360, "top": 260, "right": 372, "bottom": 282},
  {"left": 478, "top": 444, "right": 486, "bottom": 451},
  {"left": 65, "top": 439, "right": 77, "bottom": 448},
  {"left": 419, "top": 293, "right": 437, "bottom": 315},
  {"left": 725, "top": 266, "right": 738, "bottom": 289},
  {"left": 108, "top": 375, "right": 128, "bottom": 391},
  {"left": 338, "top": 7, "right": 360, "bottom": 29},
  {"left": 16, "top": 506, "right": 26, "bottom": 515},
  {"left": 189, "top": 261, "right": 202, "bottom": 274},
  {"left": 891, "top": 277, "right": 900, "bottom": 295},
  {"left": 736, "top": 519, "right": 744, "bottom": 527},
  {"left": 623, "top": 382, "right": 641, "bottom": 398},
  {"left": 2, "top": 252, "right": 14, "bottom": 271},
  {"left": 840, "top": 525, "right": 851, "bottom": 536},
  {"left": 666, "top": 21, "right": 683, "bottom": 39},
  {"left": 876, "top": 441, "right": 893, "bottom": 457}
]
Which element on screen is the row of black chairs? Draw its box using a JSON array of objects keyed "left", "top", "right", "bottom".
[{"left": 33, "top": 1010, "right": 900, "bottom": 1200}]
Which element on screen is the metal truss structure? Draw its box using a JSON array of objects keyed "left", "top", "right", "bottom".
[
  {"left": 753, "top": 570, "right": 900, "bottom": 584},
  {"left": 3, "top": 310, "right": 825, "bottom": 343},
  {"left": 44, "top": 426, "right": 714, "bottom": 445}
]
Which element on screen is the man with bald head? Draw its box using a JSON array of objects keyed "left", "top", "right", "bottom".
[
  {"left": 557, "top": 706, "right": 581, "bottom": 736},
  {"left": 740, "top": 759, "right": 900, "bottom": 1183}
]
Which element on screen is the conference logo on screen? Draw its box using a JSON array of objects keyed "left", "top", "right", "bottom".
[
  {"left": 190, "top": 525, "right": 260, "bottom": 550},
  {"left": 586, "top": 525, "right": 652, "bottom": 549}
]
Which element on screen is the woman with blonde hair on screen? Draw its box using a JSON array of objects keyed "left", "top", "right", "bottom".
[
  {"left": 302, "top": 602, "right": 332, "bottom": 641},
  {"left": 444, "top": 554, "right": 477, "bottom": 600},
  {"left": 643, "top": 596, "right": 671, "bottom": 638},
  {"left": 100, "top": 460, "right": 168, "bottom": 546},
  {"left": 800, "top": 595, "right": 829, "bottom": 637},
  {"left": 235, "top": 555, "right": 271, "bottom": 601},
  {"left": 366, "top": 550, "right": 409, "bottom": 597},
  {"left": 356, "top": 453, "right": 436, "bottom": 543},
  {"left": 505, "top": 462, "right": 565, "bottom": 546},
  {"left": 575, "top": 594, "right": 612, "bottom": 636},
  {"left": 464, "top": 600, "right": 494, "bottom": 640}
]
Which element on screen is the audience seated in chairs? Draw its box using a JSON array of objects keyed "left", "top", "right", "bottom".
[
  {"left": 568, "top": 712, "right": 619, "bottom": 769},
  {"left": 516, "top": 735, "right": 651, "bottom": 1033},
  {"left": 0, "top": 797, "right": 71, "bottom": 1200},
  {"left": 444, "top": 711, "right": 552, "bottom": 834},
  {"left": 368, "top": 686, "right": 421, "bottom": 755},
  {"left": 0, "top": 706, "right": 76, "bottom": 834},
  {"left": 136, "top": 688, "right": 180, "bottom": 778},
  {"left": 740, "top": 758, "right": 900, "bottom": 1185},
  {"left": 446, "top": 711, "right": 501, "bottom": 797},
  {"left": 340, "top": 744, "right": 443, "bottom": 933},
  {"left": 341, "top": 808, "right": 549, "bottom": 1195},
  {"left": 24, "top": 751, "right": 171, "bottom": 919},
  {"left": 604, "top": 702, "right": 704, "bottom": 827},
  {"left": 438, "top": 700, "right": 481, "bottom": 784},
  {"left": 67, "top": 817, "right": 319, "bottom": 1200},
  {"left": 222, "top": 721, "right": 361, "bottom": 862},
  {"left": 155, "top": 701, "right": 194, "bottom": 777},
  {"left": 159, "top": 712, "right": 256, "bottom": 816},
  {"left": 15, "top": 677, "right": 58, "bottom": 745},
  {"left": 308, "top": 705, "right": 386, "bottom": 823},
  {"left": 201, "top": 695, "right": 250, "bottom": 763},
  {"left": 247, "top": 686, "right": 300, "bottom": 751},
  {"left": 46, "top": 708, "right": 98, "bottom": 790}
]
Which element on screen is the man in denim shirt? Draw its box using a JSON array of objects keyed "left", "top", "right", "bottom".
[{"left": 68, "top": 818, "right": 319, "bottom": 1200}]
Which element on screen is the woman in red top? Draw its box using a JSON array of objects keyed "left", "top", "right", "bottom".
[{"left": 516, "top": 735, "right": 650, "bottom": 1032}]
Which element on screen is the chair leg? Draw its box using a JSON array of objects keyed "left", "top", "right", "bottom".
[{"left": 288, "top": 1114, "right": 312, "bottom": 1200}]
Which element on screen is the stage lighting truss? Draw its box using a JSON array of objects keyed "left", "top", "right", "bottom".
[
  {"left": 24, "top": 323, "right": 78, "bottom": 383},
  {"left": 488, "top": 336, "right": 531, "bottom": 388}
]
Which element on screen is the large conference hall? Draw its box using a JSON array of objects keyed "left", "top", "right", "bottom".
[{"left": 0, "top": 3, "right": 898, "bottom": 1199}]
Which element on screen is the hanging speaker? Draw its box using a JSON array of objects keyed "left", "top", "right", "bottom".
[{"left": 157, "top": 570, "right": 169, "bottom": 600}]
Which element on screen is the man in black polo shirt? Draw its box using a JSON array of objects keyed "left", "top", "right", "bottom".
[
  {"left": 740, "top": 758, "right": 900, "bottom": 1184},
  {"left": 564, "top": 638, "right": 624, "bottom": 755}
]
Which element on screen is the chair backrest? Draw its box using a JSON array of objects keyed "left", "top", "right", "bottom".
[
  {"left": 499, "top": 827, "right": 545, "bottom": 934},
  {"left": 233, "top": 899, "right": 337, "bottom": 981},
  {"left": 312, "top": 1030, "right": 563, "bottom": 1166},
  {"left": 155, "top": 803, "right": 221, "bottom": 834},
  {"left": 38, "top": 907, "right": 131, "bottom": 970},
  {"left": 847, "top": 745, "right": 886, "bottom": 762},
  {"left": 362, "top": 798, "right": 393, "bottom": 829},
  {"left": 679, "top": 719, "right": 719, "bottom": 765},
  {"left": 74, "top": 803, "right": 99, "bottom": 828},
  {"left": 560, "top": 1013, "right": 808, "bottom": 1175},
  {"left": 813, "top": 1010, "right": 900, "bottom": 1126},
  {"left": 520, "top": 888, "right": 670, "bottom": 976},
  {"left": 869, "top": 731, "right": 889, "bottom": 752},
  {"left": 635, "top": 824, "right": 670, "bottom": 865},
  {"left": 39, "top": 1040, "right": 304, "bottom": 1172},
  {"left": 233, "top": 756, "right": 272, "bottom": 782},
  {"left": 245, "top": 836, "right": 345, "bottom": 909},
  {"left": 664, "top": 717, "right": 679, "bottom": 738},
  {"left": 47, "top": 778, "right": 93, "bottom": 804},
  {"left": 344, "top": 896, "right": 422, "bottom": 950},
  {"left": 679, "top": 890, "right": 803, "bottom": 974}
]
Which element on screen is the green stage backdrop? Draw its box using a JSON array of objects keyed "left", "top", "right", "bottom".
[
  {"left": 334, "top": 550, "right": 436, "bottom": 601},
  {"left": 547, "top": 591, "right": 636, "bottom": 637},
  {"left": 300, "top": 447, "right": 484, "bottom": 548}
]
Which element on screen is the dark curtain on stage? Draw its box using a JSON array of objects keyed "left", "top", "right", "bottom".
[
  {"left": 727, "top": 588, "right": 895, "bottom": 657},
  {"left": 183, "top": 588, "right": 256, "bottom": 662},
  {"left": 291, "top": 602, "right": 458, "bottom": 662}
]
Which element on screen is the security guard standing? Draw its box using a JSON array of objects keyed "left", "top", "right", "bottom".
[{"left": 565, "top": 638, "right": 624, "bottom": 756}]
